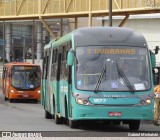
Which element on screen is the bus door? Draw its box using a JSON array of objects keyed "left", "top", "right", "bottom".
[
  {"left": 46, "top": 50, "right": 51, "bottom": 110},
  {"left": 47, "top": 50, "right": 52, "bottom": 112},
  {"left": 42, "top": 50, "right": 50, "bottom": 108},
  {"left": 56, "top": 51, "right": 62, "bottom": 115},
  {"left": 59, "top": 46, "right": 68, "bottom": 116}
]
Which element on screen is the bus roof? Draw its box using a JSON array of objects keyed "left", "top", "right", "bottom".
[
  {"left": 3, "top": 62, "right": 40, "bottom": 68},
  {"left": 44, "top": 32, "right": 72, "bottom": 50},
  {"left": 73, "top": 27, "right": 147, "bottom": 47},
  {"left": 44, "top": 27, "right": 147, "bottom": 50}
]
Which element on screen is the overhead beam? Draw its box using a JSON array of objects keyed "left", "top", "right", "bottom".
[
  {"left": 75, "top": 17, "right": 78, "bottom": 29},
  {"left": 0, "top": 0, "right": 159, "bottom": 20},
  {"left": 39, "top": 16, "right": 56, "bottom": 39},
  {"left": 16, "top": 0, "right": 26, "bottom": 16},
  {"left": 0, "top": 8, "right": 159, "bottom": 20},
  {"left": 88, "top": 0, "right": 92, "bottom": 27},
  {"left": 118, "top": 14, "right": 129, "bottom": 27}
]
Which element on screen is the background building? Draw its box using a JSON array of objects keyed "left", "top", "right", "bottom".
[{"left": 0, "top": 19, "right": 70, "bottom": 63}]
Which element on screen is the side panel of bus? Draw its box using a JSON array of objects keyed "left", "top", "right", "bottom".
[
  {"left": 3, "top": 66, "right": 11, "bottom": 100},
  {"left": 43, "top": 41, "right": 72, "bottom": 120},
  {"left": 42, "top": 50, "right": 50, "bottom": 109}
]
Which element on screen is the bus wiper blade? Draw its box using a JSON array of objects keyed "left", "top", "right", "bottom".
[
  {"left": 94, "top": 65, "right": 106, "bottom": 93},
  {"left": 116, "top": 62, "right": 135, "bottom": 93}
]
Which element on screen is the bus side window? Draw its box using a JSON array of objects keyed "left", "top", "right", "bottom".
[
  {"left": 42, "top": 56, "right": 45, "bottom": 79},
  {"left": 67, "top": 41, "right": 72, "bottom": 84},
  {"left": 51, "top": 50, "right": 55, "bottom": 80},
  {"left": 7, "top": 69, "right": 10, "bottom": 79},
  {"left": 44, "top": 51, "right": 49, "bottom": 79},
  {"left": 60, "top": 46, "right": 66, "bottom": 79},
  {"left": 57, "top": 52, "right": 62, "bottom": 81},
  {"left": 47, "top": 50, "right": 51, "bottom": 79},
  {"left": 42, "top": 52, "right": 46, "bottom": 79},
  {"left": 52, "top": 49, "right": 58, "bottom": 80}
]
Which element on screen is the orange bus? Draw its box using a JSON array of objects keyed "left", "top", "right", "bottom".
[{"left": 2, "top": 62, "right": 41, "bottom": 103}]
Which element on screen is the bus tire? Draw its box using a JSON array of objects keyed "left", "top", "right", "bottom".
[
  {"left": 34, "top": 99, "right": 38, "bottom": 103},
  {"left": 45, "top": 110, "right": 52, "bottom": 119},
  {"left": 54, "top": 114, "right": 63, "bottom": 124},
  {"left": 9, "top": 99, "right": 14, "bottom": 103},
  {"left": 4, "top": 96, "right": 8, "bottom": 101},
  {"left": 129, "top": 120, "right": 140, "bottom": 130},
  {"left": 69, "top": 120, "right": 79, "bottom": 128}
]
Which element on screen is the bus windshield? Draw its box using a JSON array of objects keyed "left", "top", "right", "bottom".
[
  {"left": 11, "top": 66, "right": 41, "bottom": 90},
  {"left": 75, "top": 46, "right": 151, "bottom": 92}
]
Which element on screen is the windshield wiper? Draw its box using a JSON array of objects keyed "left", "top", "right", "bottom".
[
  {"left": 116, "top": 62, "right": 135, "bottom": 93},
  {"left": 94, "top": 65, "right": 106, "bottom": 93}
]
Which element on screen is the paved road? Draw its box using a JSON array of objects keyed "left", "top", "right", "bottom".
[{"left": 0, "top": 88, "right": 159, "bottom": 137}]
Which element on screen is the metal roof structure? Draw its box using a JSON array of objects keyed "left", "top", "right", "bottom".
[
  {"left": 0, "top": 0, "right": 160, "bottom": 38},
  {"left": 0, "top": 0, "right": 159, "bottom": 20}
]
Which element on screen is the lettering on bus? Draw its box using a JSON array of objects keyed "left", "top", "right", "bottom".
[{"left": 87, "top": 49, "right": 136, "bottom": 55}]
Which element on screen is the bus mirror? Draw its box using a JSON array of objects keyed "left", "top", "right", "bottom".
[
  {"left": 67, "top": 49, "right": 74, "bottom": 66},
  {"left": 150, "top": 51, "right": 156, "bottom": 68}
]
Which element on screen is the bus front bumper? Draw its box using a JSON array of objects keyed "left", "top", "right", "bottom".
[
  {"left": 9, "top": 89, "right": 40, "bottom": 100},
  {"left": 70, "top": 104, "right": 154, "bottom": 121}
]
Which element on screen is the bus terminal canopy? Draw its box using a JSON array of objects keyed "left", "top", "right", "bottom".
[{"left": 0, "top": 0, "right": 159, "bottom": 20}]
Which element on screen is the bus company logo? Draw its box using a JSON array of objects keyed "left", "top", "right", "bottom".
[{"left": 2, "top": 132, "right": 12, "bottom": 138}]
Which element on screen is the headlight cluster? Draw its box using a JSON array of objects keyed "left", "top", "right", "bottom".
[
  {"left": 140, "top": 93, "right": 154, "bottom": 105},
  {"left": 145, "top": 99, "right": 151, "bottom": 104},
  {"left": 141, "top": 99, "right": 152, "bottom": 105},
  {"left": 76, "top": 98, "right": 89, "bottom": 105},
  {"left": 37, "top": 90, "right": 41, "bottom": 94}
]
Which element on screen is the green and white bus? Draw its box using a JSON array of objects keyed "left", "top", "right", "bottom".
[{"left": 41, "top": 27, "right": 155, "bottom": 130}]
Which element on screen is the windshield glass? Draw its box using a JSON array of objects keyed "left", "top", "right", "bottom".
[
  {"left": 75, "top": 46, "right": 151, "bottom": 92},
  {"left": 11, "top": 66, "right": 41, "bottom": 90}
]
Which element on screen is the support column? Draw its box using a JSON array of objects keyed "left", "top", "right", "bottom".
[
  {"left": 75, "top": 17, "right": 78, "bottom": 29},
  {"left": 5, "top": 23, "right": 12, "bottom": 62},
  {"left": 22, "top": 37, "right": 26, "bottom": 61},
  {"left": 37, "top": 22, "right": 42, "bottom": 63}
]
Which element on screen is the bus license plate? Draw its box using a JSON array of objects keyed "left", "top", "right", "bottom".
[
  {"left": 23, "top": 95, "right": 28, "bottom": 98},
  {"left": 109, "top": 112, "right": 122, "bottom": 117}
]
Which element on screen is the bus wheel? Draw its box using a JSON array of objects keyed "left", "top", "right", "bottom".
[
  {"left": 53, "top": 102, "right": 63, "bottom": 124},
  {"left": 45, "top": 110, "right": 52, "bottom": 119},
  {"left": 9, "top": 99, "right": 14, "bottom": 103},
  {"left": 69, "top": 120, "right": 79, "bottom": 128},
  {"left": 129, "top": 120, "right": 140, "bottom": 130},
  {"left": 33, "top": 99, "right": 38, "bottom": 103},
  {"left": 4, "top": 96, "right": 8, "bottom": 101},
  {"left": 54, "top": 113, "right": 63, "bottom": 124}
]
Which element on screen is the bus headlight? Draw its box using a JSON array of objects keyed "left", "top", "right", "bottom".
[
  {"left": 145, "top": 99, "right": 151, "bottom": 104},
  {"left": 76, "top": 98, "right": 89, "bottom": 105},
  {"left": 77, "top": 98, "right": 83, "bottom": 104},
  {"left": 37, "top": 90, "right": 41, "bottom": 94},
  {"left": 11, "top": 90, "right": 14, "bottom": 93}
]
